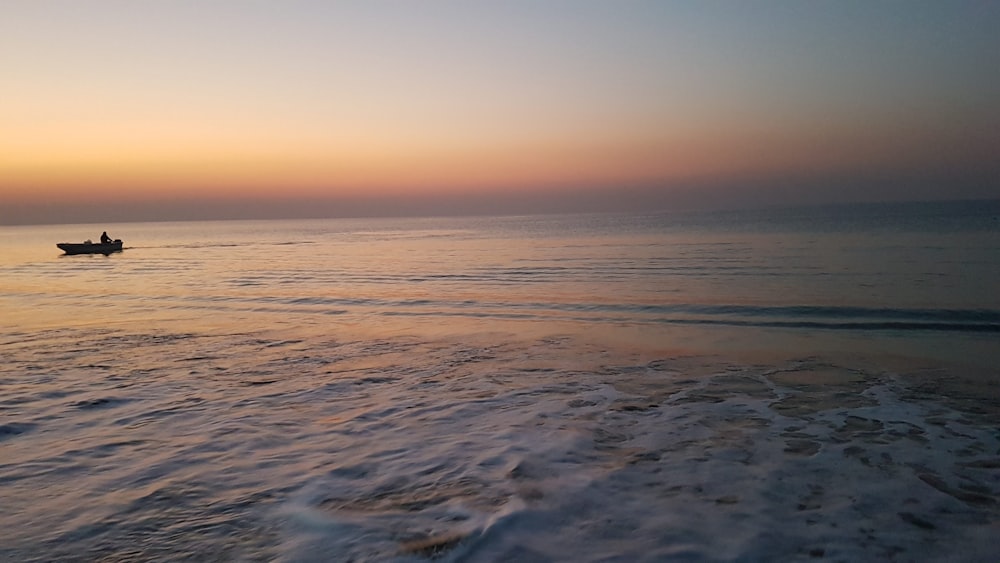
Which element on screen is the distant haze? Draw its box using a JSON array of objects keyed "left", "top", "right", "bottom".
[{"left": 2, "top": 1, "right": 998, "bottom": 225}]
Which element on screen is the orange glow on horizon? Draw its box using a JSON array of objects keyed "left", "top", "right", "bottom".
[{"left": 2, "top": 100, "right": 993, "bottom": 209}]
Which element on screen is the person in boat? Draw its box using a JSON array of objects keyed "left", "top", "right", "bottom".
[{"left": 100, "top": 231, "right": 112, "bottom": 244}]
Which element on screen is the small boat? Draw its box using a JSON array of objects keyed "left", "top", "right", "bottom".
[{"left": 57, "top": 239, "right": 124, "bottom": 255}]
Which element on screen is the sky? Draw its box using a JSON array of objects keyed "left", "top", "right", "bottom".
[{"left": 2, "top": 1, "right": 999, "bottom": 225}]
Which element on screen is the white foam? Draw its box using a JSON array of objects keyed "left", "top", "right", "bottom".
[{"left": 275, "top": 363, "right": 1000, "bottom": 562}]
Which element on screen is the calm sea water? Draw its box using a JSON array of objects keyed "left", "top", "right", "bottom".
[{"left": 2, "top": 201, "right": 999, "bottom": 561}]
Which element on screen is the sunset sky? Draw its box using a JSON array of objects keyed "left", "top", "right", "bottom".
[{"left": 2, "top": 1, "right": 999, "bottom": 224}]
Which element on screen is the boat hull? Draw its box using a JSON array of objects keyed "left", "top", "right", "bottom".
[{"left": 57, "top": 240, "right": 124, "bottom": 255}]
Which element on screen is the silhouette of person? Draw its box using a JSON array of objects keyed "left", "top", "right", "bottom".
[{"left": 100, "top": 231, "right": 112, "bottom": 244}]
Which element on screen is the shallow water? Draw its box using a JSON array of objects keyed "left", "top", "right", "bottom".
[{"left": 2, "top": 202, "right": 999, "bottom": 561}]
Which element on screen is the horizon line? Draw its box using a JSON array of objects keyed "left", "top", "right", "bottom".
[{"left": 4, "top": 196, "right": 998, "bottom": 228}]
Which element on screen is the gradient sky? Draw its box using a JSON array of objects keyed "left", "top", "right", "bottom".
[{"left": 2, "top": 1, "right": 999, "bottom": 224}]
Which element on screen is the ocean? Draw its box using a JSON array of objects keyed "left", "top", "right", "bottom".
[{"left": 2, "top": 200, "right": 999, "bottom": 561}]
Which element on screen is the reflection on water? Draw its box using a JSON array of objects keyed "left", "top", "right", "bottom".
[
  {"left": 1, "top": 204, "right": 999, "bottom": 560},
  {"left": 3, "top": 208, "right": 999, "bottom": 333}
]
